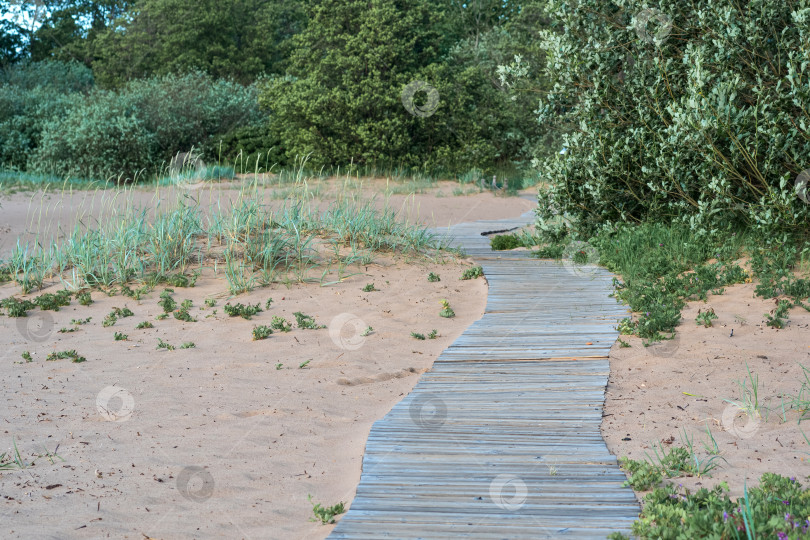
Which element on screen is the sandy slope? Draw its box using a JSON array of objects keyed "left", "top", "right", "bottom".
[{"left": 0, "top": 182, "right": 532, "bottom": 539}]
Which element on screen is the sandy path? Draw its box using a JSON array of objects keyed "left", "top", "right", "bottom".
[{"left": 0, "top": 183, "right": 533, "bottom": 539}]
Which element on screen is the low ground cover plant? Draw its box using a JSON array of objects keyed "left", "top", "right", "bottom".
[
  {"left": 33, "top": 290, "right": 72, "bottom": 311},
  {"left": 294, "top": 312, "right": 325, "bottom": 329},
  {"left": 252, "top": 325, "right": 272, "bottom": 340},
  {"left": 439, "top": 299, "right": 455, "bottom": 318},
  {"left": 174, "top": 299, "right": 196, "bottom": 322},
  {"left": 102, "top": 306, "right": 134, "bottom": 327},
  {"left": 224, "top": 302, "right": 263, "bottom": 320},
  {"left": 461, "top": 266, "right": 483, "bottom": 280},
  {"left": 270, "top": 316, "right": 292, "bottom": 332},
  {"left": 308, "top": 495, "right": 345, "bottom": 525},
  {"left": 528, "top": 222, "right": 809, "bottom": 342},
  {"left": 695, "top": 308, "right": 718, "bottom": 328},
  {"left": 46, "top": 350, "right": 86, "bottom": 363},
  {"left": 609, "top": 474, "right": 810, "bottom": 540}
]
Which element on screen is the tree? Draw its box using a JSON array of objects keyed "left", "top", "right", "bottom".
[
  {"left": 259, "top": 0, "right": 443, "bottom": 168},
  {"left": 89, "top": 0, "right": 304, "bottom": 87},
  {"left": 28, "top": 1, "right": 132, "bottom": 64},
  {"left": 0, "top": 18, "right": 25, "bottom": 68}
]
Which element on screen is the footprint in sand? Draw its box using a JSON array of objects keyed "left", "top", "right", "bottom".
[{"left": 336, "top": 367, "right": 426, "bottom": 386}]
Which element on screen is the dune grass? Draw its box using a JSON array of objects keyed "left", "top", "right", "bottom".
[{"left": 0, "top": 176, "right": 453, "bottom": 296}]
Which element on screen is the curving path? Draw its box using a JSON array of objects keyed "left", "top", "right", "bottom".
[{"left": 330, "top": 212, "right": 639, "bottom": 539}]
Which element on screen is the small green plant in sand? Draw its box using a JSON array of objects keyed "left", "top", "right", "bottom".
[
  {"left": 299, "top": 359, "right": 311, "bottom": 369},
  {"left": 174, "top": 300, "right": 196, "bottom": 322},
  {"left": 158, "top": 290, "right": 177, "bottom": 313},
  {"left": 439, "top": 299, "right": 455, "bottom": 318},
  {"left": 0, "top": 437, "right": 61, "bottom": 470},
  {"left": 224, "top": 302, "right": 263, "bottom": 320},
  {"left": 428, "top": 329, "right": 438, "bottom": 339},
  {"left": 294, "top": 312, "right": 325, "bottom": 329},
  {"left": 308, "top": 495, "right": 346, "bottom": 524},
  {"left": 695, "top": 308, "right": 718, "bottom": 327},
  {"left": 265, "top": 298, "right": 273, "bottom": 309},
  {"left": 204, "top": 298, "right": 216, "bottom": 308},
  {"left": 59, "top": 326, "right": 78, "bottom": 333},
  {"left": 362, "top": 283, "right": 377, "bottom": 292},
  {"left": 1, "top": 297, "right": 35, "bottom": 317},
  {"left": 618, "top": 431, "right": 725, "bottom": 491},
  {"left": 271, "top": 315, "right": 292, "bottom": 332},
  {"left": 136, "top": 321, "right": 154, "bottom": 329},
  {"left": 121, "top": 284, "right": 151, "bottom": 300},
  {"left": 723, "top": 363, "right": 762, "bottom": 421},
  {"left": 114, "top": 332, "right": 128, "bottom": 341},
  {"left": 461, "top": 266, "right": 483, "bottom": 280},
  {"left": 411, "top": 331, "right": 426, "bottom": 340},
  {"left": 427, "top": 272, "right": 441, "bottom": 282},
  {"left": 157, "top": 338, "right": 175, "bottom": 351},
  {"left": 361, "top": 326, "right": 373, "bottom": 337},
  {"left": 765, "top": 299, "right": 792, "bottom": 329},
  {"left": 76, "top": 292, "right": 93, "bottom": 306},
  {"left": 180, "top": 341, "right": 196, "bottom": 349},
  {"left": 71, "top": 317, "right": 92, "bottom": 325},
  {"left": 253, "top": 325, "right": 272, "bottom": 340},
  {"left": 33, "top": 290, "right": 72, "bottom": 311},
  {"left": 46, "top": 350, "right": 86, "bottom": 363},
  {"left": 21, "top": 351, "right": 32, "bottom": 362},
  {"left": 275, "top": 363, "right": 283, "bottom": 370},
  {"left": 103, "top": 306, "right": 134, "bottom": 327},
  {"left": 165, "top": 272, "right": 198, "bottom": 288},
  {"left": 0, "top": 438, "right": 26, "bottom": 470}
]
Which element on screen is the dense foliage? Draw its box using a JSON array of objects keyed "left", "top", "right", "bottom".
[
  {"left": 500, "top": 0, "right": 810, "bottom": 236},
  {"left": 0, "top": 0, "right": 552, "bottom": 180},
  {"left": 255, "top": 0, "right": 544, "bottom": 172},
  {"left": 0, "top": 66, "right": 259, "bottom": 179}
]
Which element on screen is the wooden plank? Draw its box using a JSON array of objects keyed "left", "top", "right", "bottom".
[{"left": 328, "top": 211, "right": 638, "bottom": 539}]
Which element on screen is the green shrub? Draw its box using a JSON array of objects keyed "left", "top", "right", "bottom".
[
  {"left": 506, "top": 0, "right": 810, "bottom": 237},
  {"left": 34, "top": 90, "right": 157, "bottom": 180},
  {"left": 0, "top": 60, "right": 94, "bottom": 93},
  {"left": 205, "top": 123, "right": 285, "bottom": 173},
  {"left": 490, "top": 234, "right": 522, "bottom": 251},
  {"left": 0, "top": 81, "right": 82, "bottom": 170},
  {"left": 31, "top": 72, "right": 260, "bottom": 181}
]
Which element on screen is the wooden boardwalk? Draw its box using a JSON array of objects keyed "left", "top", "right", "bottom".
[{"left": 330, "top": 212, "right": 639, "bottom": 539}]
